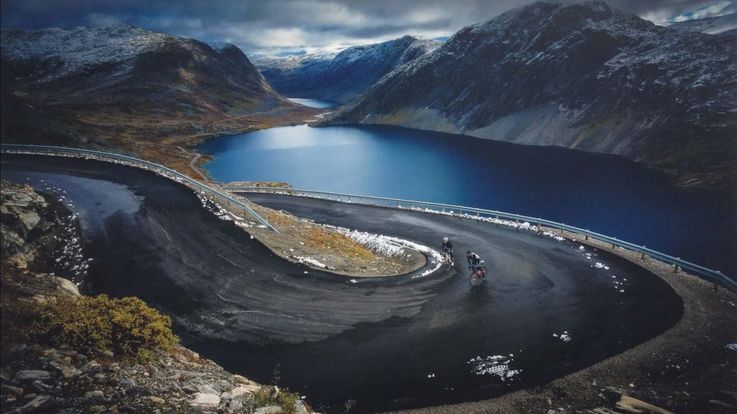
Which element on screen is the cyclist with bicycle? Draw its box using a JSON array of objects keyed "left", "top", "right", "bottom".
[
  {"left": 441, "top": 237, "right": 454, "bottom": 264},
  {"left": 466, "top": 250, "right": 484, "bottom": 279}
]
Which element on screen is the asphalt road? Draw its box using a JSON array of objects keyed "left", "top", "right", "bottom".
[{"left": 2, "top": 155, "right": 683, "bottom": 413}]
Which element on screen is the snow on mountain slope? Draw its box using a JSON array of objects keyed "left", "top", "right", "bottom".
[
  {"left": 256, "top": 35, "right": 441, "bottom": 104},
  {"left": 1, "top": 24, "right": 291, "bottom": 112},
  {"left": 326, "top": 0, "right": 737, "bottom": 189},
  {"left": 2, "top": 25, "right": 173, "bottom": 82},
  {"left": 1, "top": 24, "right": 312, "bottom": 155}
]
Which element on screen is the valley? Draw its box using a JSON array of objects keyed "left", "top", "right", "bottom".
[{"left": 2, "top": 1, "right": 736, "bottom": 413}]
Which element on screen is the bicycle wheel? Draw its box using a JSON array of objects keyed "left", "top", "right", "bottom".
[{"left": 469, "top": 271, "right": 483, "bottom": 287}]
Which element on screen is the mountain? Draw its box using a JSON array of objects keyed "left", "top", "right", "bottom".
[
  {"left": 326, "top": 1, "right": 737, "bottom": 189},
  {"left": 256, "top": 35, "right": 441, "bottom": 104},
  {"left": 1, "top": 25, "right": 313, "bottom": 166},
  {"left": 668, "top": 13, "right": 737, "bottom": 35}
]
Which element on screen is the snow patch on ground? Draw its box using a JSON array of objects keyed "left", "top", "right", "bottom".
[
  {"left": 196, "top": 193, "right": 256, "bottom": 230},
  {"left": 575, "top": 246, "right": 628, "bottom": 293},
  {"left": 30, "top": 179, "right": 92, "bottom": 285},
  {"left": 324, "top": 224, "right": 444, "bottom": 279},
  {"left": 339, "top": 229, "right": 407, "bottom": 257},
  {"left": 294, "top": 256, "right": 333, "bottom": 270},
  {"left": 726, "top": 343, "right": 737, "bottom": 351},
  {"left": 553, "top": 331, "right": 573, "bottom": 342},
  {"left": 543, "top": 231, "right": 565, "bottom": 241},
  {"left": 467, "top": 354, "right": 522, "bottom": 382}
]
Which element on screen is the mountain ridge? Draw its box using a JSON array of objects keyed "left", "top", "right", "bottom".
[
  {"left": 325, "top": 0, "right": 737, "bottom": 189},
  {"left": 1, "top": 24, "right": 315, "bottom": 172},
  {"left": 256, "top": 35, "right": 441, "bottom": 104}
]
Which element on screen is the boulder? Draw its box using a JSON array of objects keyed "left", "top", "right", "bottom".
[
  {"left": 50, "top": 276, "right": 80, "bottom": 297},
  {"left": 30, "top": 380, "right": 52, "bottom": 394},
  {"left": 230, "top": 384, "right": 259, "bottom": 397},
  {"left": 83, "top": 390, "right": 104, "bottom": 400},
  {"left": 48, "top": 360, "right": 81, "bottom": 379},
  {"left": 80, "top": 361, "right": 102, "bottom": 374},
  {"left": 118, "top": 378, "right": 136, "bottom": 391},
  {"left": 13, "top": 370, "right": 51, "bottom": 383},
  {"left": 7, "top": 395, "right": 51, "bottom": 414},
  {"left": 296, "top": 400, "right": 310, "bottom": 414},
  {"left": 148, "top": 396, "right": 165, "bottom": 405},
  {"left": 232, "top": 374, "right": 252, "bottom": 385},
  {"left": 196, "top": 384, "right": 218, "bottom": 395},
  {"left": 1, "top": 384, "right": 24, "bottom": 396},
  {"left": 189, "top": 392, "right": 220, "bottom": 409}
]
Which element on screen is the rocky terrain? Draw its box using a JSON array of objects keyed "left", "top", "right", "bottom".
[
  {"left": 0, "top": 341, "right": 308, "bottom": 414},
  {"left": 326, "top": 0, "right": 737, "bottom": 189},
  {"left": 0, "top": 25, "right": 317, "bottom": 174},
  {"left": 0, "top": 181, "right": 311, "bottom": 413},
  {"left": 256, "top": 35, "right": 441, "bottom": 104}
]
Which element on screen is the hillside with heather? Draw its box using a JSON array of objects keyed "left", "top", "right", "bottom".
[{"left": 0, "top": 25, "right": 315, "bottom": 171}]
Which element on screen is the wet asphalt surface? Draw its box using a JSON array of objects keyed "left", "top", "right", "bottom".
[{"left": 2, "top": 155, "right": 683, "bottom": 413}]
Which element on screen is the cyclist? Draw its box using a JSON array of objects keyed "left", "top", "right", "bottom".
[
  {"left": 466, "top": 250, "right": 484, "bottom": 278},
  {"left": 441, "top": 237, "right": 454, "bottom": 263}
]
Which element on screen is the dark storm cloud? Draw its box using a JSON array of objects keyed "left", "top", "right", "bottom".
[{"left": 1, "top": 0, "right": 732, "bottom": 55}]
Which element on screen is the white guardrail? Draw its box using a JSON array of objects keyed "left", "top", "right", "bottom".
[
  {"left": 230, "top": 186, "right": 737, "bottom": 291},
  {"left": 1, "top": 144, "right": 278, "bottom": 232},
  {"left": 3, "top": 143, "right": 734, "bottom": 290}
]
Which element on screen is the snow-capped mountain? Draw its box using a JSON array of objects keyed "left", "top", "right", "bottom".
[
  {"left": 0, "top": 24, "right": 309, "bottom": 152},
  {"left": 326, "top": 1, "right": 737, "bottom": 189},
  {"left": 1, "top": 24, "right": 287, "bottom": 112},
  {"left": 256, "top": 35, "right": 441, "bottom": 104}
]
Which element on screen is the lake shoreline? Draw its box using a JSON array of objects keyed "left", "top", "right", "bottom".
[{"left": 196, "top": 123, "right": 737, "bottom": 277}]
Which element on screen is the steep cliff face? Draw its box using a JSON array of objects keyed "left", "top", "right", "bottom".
[
  {"left": 327, "top": 1, "right": 737, "bottom": 188},
  {"left": 0, "top": 25, "right": 313, "bottom": 160},
  {"left": 256, "top": 35, "right": 441, "bottom": 104}
]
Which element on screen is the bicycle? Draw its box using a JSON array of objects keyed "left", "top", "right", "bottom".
[
  {"left": 468, "top": 260, "right": 487, "bottom": 287},
  {"left": 442, "top": 248, "right": 454, "bottom": 270}
]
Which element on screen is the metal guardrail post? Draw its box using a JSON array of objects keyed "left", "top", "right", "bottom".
[{"left": 1, "top": 144, "right": 278, "bottom": 232}]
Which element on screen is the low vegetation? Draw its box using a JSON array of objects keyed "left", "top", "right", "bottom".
[
  {"left": 4, "top": 293, "right": 178, "bottom": 363},
  {"left": 253, "top": 386, "right": 300, "bottom": 414},
  {"left": 247, "top": 203, "right": 426, "bottom": 277}
]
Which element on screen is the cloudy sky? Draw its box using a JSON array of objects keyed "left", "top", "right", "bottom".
[{"left": 1, "top": 0, "right": 734, "bottom": 56}]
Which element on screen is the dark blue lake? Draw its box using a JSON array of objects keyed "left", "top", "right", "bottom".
[{"left": 198, "top": 124, "right": 736, "bottom": 277}]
